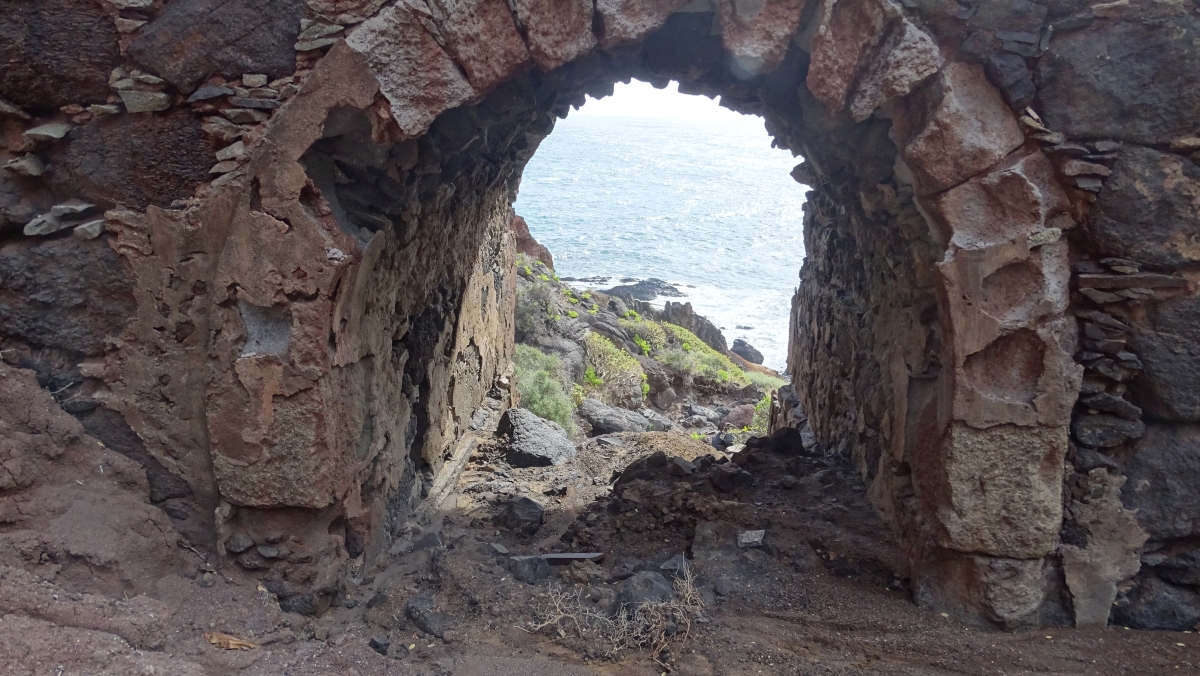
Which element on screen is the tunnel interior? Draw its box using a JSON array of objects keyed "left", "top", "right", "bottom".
[{"left": 6, "top": 0, "right": 1193, "bottom": 634}]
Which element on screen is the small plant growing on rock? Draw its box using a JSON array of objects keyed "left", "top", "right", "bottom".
[
  {"left": 567, "top": 310, "right": 579, "bottom": 319},
  {"left": 640, "top": 373, "right": 650, "bottom": 399},
  {"left": 583, "top": 332, "right": 646, "bottom": 407},
  {"left": 633, "top": 335, "right": 651, "bottom": 355},
  {"left": 587, "top": 306, "right": 599, "bottom": 315},
  {"left": 661, "top": 323, "right": 748, "bottom": 387},
  {"left": 539, "top": 273, "right": 550, "bottom": 282},
  {"left": 583, "top": 365, "right": 603, "bottom": 388},
  {"left": 624, "top": 310, "right": 641, "bottom": 320}
]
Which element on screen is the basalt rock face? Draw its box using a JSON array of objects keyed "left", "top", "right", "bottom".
[{"left": 0, "top": 0, "right": 1194, "bottom": 631}]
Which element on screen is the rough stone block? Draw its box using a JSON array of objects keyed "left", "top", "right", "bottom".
[
  {"left": 806, "top": 0, "right": 888, "bottom": 112},
  {"left": 935, "top": 423, "right": 1065, "bottom": 559},
  {"left": 509, "top": 0, "right": 597, "bottom": 71},
  {"left": 849, "top": 19, "right": 942, "bottom": 122},
  {"left": 426, "top": 0, "right": 532, "bottom": 92},
  {"left": 56, "top": 110, "right": 215, "bottom": 209},
  {"left": 0, "top": 0, "right": 120, "bottom": 111},
  {"left": 1037, "top": 17, "right": 1200, "bottom": 145},
  {"left": 718, "top": 0, "right": 810, "bottom": 78},
  {"left": 0, "top": 237, "right": 136, "bottom": 356},
  {"left": 1089, "top": 146, "right": 1200, "bottom": 268},
  {"left": 924, "top": 150, "right": 1070, "bottom": 251},
  {"left": 1122, "top": 424, "right": 1200, "bottom": 540},
  {"left": 1112, "top": 575, "right": 1200, "bottom": 632},
  {"left": 500, "top": 408, "right": 577, "bottom": 467},
  {"left": 596, "top": 0, "right": 693, "bottom": 47},
  {"left": 128, "top": 0, "right": 306, "bottom": 93},
  {"left": 888, "top": 62, "right": 1024, "bottom": 195},
  {"left": 346, "top": 2, "right": 478, "bottom": 138}
]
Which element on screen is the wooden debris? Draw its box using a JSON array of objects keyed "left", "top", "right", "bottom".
[{"left": 205, "top": 631, "right": 258, "bottom": 650}]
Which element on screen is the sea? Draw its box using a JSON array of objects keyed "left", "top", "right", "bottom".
[{"left": 513, "top": 111, "right": 808, "bottom": 373}]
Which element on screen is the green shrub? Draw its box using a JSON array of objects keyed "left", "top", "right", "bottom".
[
  {"left": 515, "top": 281, "right": 556, "bottom": 336},
  {"left": 619, "top": 318, "right": 667, "bottom": 352},
  {"left": 513, "top": 345, "right": 575, "bottom": 433},
  {"left": 750, "top": 394, "right": 771, "bottom": 435},
  {"left": 624, "top": 310, "right": 641, "bottom": 320},
  {"left": 567, "top": 310, "right": 579, "bottom": 319},
  {"left": 657, "top": 347, "right": 698, "bottom": 376},
  {"left": 587, "top": 307, "right": 599, "bottom": 315},
  {"left": 571, "top": 384, "right": 585, "bottom": 406},
  {"left": 538, "top": 273, "right": 550, "bottom": 281},
  {"left": 662, "top": 323, "right": 748, "bottom": 387},
  {"left": 745, "top": 371, "right": 788, "bottom": 390},
  {"left": 633, "top": 335, "right": 650, "bottom": 355},
  {"left": 640, "top": 373, "right": 650, "bottom": 399},
  {"left": 584, "top": 365, "right": 603, "bottom": 388},
  {"left": 584, "top": 333, "right": 641, "bottom": 380}
]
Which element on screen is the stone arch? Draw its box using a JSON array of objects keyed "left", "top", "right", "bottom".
[{"left": 3, "top": 0, "right": 1110, "bottom": 628}]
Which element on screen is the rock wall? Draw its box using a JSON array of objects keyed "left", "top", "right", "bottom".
[{"left": 1, "top": 0, "right": 1197, "bottom": 628}]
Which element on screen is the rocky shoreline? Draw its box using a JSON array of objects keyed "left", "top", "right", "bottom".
[{"left": 509, "top": 229, "right": 794, "bottom": 458}]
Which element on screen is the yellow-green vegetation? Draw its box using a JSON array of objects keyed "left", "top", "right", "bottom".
[
  {"left": 583, "top": 365, "right": 603, "bottom": 388},
  {"left": 587, "top": 306, "right": 599, "bottom": 315},
  {"left": 567, "top": 310, "right": 579, "bottom": 319},
  {"left": 624, "top": 310, "right": 641, "bottom": 320},
  {"left": 619, "top": 317, "right": 667, "bottom": 352},
  {"left": 751, "top": 394, "right": 771, "bottom": 434},
  {"left": 660, "top": 323, "right": 749, "bottom": 386},
  {"left": 745, "top": 370, "right": 787, "bottom": 390},
  {"left": 513, "top": 345, "right": 575, "bottom": 433},
  {"left": 583, "top": 333, "right": 643, "bottom": 386},
  {"left": 539, "top": 273, "right": 551, "bottom": 282},
  {"left": 641, "top": 373, "right": 650, "bottom": 399}
]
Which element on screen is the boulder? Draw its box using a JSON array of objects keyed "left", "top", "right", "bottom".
[
  {"left": 500, "top": 408, "right": 576, "bottom": 467},
  {"left": 1112, "top": 576, "right": 1200, "bottom": 631},
  {"left": 494, "top": 496, "right": 545, "bottom": 536},
  {"left": 405, "top": 596, "right": 455, "bottom": 638},
  {"left": 1129, "top": 292, "right": 1200, "bottom": 421},
  {"left": 683, "top": 403, "right": 723, "bottom": 426},
  {"left": 639, "top": 408, "right": 673, "bottom": 432},
  {"left": 721, "top": 404, "right": 756, "bottom": 430},
  {"left": 578, "top": 398, "right": 650, "bottom": 435},
  {"left": 710, "top": 463, "right": 753, "bottom": 493},
  {"left": 509, "top": 555, "right": 550, "bottom": 584},
  {"left": 613, "top": 571, "right": 674, "bottom": 613},
  {"left": 662, "top": 301, "right": 728, "bottom": 353},
  {"left": 730, "top": 338, "right": 764, "bottom": 365}
]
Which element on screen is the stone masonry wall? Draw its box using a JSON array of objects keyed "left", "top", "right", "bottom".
[{"left": 1, "top": 0, "right": 1198, "bottom": 628}]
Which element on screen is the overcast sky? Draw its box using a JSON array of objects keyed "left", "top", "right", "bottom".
[{"left": 571, "top": 79, "right": 759, "bottom": 124}]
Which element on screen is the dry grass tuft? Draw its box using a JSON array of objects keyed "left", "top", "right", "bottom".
[{"left": 525, "top": 562, "right": 705, "bottom": 659}]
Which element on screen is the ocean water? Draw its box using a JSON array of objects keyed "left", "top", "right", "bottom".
[{"left": 513, "top": 112, "right": 808, "bottom": 372}]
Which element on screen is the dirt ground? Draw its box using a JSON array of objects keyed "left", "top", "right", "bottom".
[{"left": 1, "top": 360, "right": 1198, "bottom": 675}]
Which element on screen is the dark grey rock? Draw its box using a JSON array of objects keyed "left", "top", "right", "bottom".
[
  {"left": 405, "top": 597, "right": 454, "bottom": 638},
  {"left": 662, "top": 300, "right": 728, "bottom": 353},
  {"left": 967, "top": 0, "right": 1047, "bottom": 33},
  {"left": 57, "top": 109, "right": 215, "bottom": 209},
  {"left": 659, "top": 553, "right": 689, "bottom": 579},
  {"left": 1129, "top": 294, "right": 1200, "bottom": 422},
  {"left": 368, "top": 634, "right": 390, "bottom": 655},
  {"left": 509, "top": 555, "right": 550, "bottom": 584},
  {"left": 1072, "top": 447, "right": 1119, "bottom": 473},
  {"left": 500, "top": 408, "right": 577, "bottom": 467},
  {"left": 779, "top": 474, "right": 799, "bottom": 489},
  {"left": 711, "top": 432, "right": 736, "bottom": 451},
  {"left": 731, "top": 338, "right": 764, "bottom": 365},
  {"left": 1038, "top": 18, "right": 1200, "bottom": 145},
  {"left": 714, "top": 575, "right": 737, "bottom": 596},
  {"left": 1088, "top": 147, "right": 1200, "bottom": 269},
  {"left": 1080, "top": 393, "right": 1142, "bottom": 421},
  {"left": 412, "top": 531, "right": 444, "bottom": 551},
  {"left": 669, "top": 457, "right": 696, "bottom": 476},
  {"left": 1154, "top": 547, "right": 1200, "bottom": 587},
  {"left": 226, "top": 532, "right": 254, "bottom": 554},
  {"left": 684, "top": 403, "right": 723, "bottom": 426},
  {"left": 710, "top": 463, "right": 753, "bottom": 493},
  {"left": 0, "top": 0, "right": 120, "bottom": 111},
  {"left": 1122, "top": 424, "right": 1200, "bottom": 540},
  {"left": 1112, "top": 576, "right": 1200, "bottom": 631},
  {"left": 601, "top": 278, "right": 682, "bottom": 301},
  {"left": 187, "top": 85, "right": 235, "bottom": 102},
  {"left": 128, "top": 0, "right": 306, "bottom": 93},
  {"left": 640, "top": 408, "right": 673, "bottom": 432},
  {"left": 0, "top": 238, "right": 136, "bottom": 356},
  {"left": 578, "top": 398, "right": 650, "bottom": 435},
  {"left": 256, "top": 544, "right": 289, "bottom": 559},
  {"left": 366, "top": 592, "right": 388, "bottom": 609},
  {"left": 1071, "top": 414, "right": 1145, "bottom": 448},
  {"left": 495, "top": 496, "right": 544, "bottom": 536},
  {"left": 613, "top": 571, "right": 675, "bottom": 613}
]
